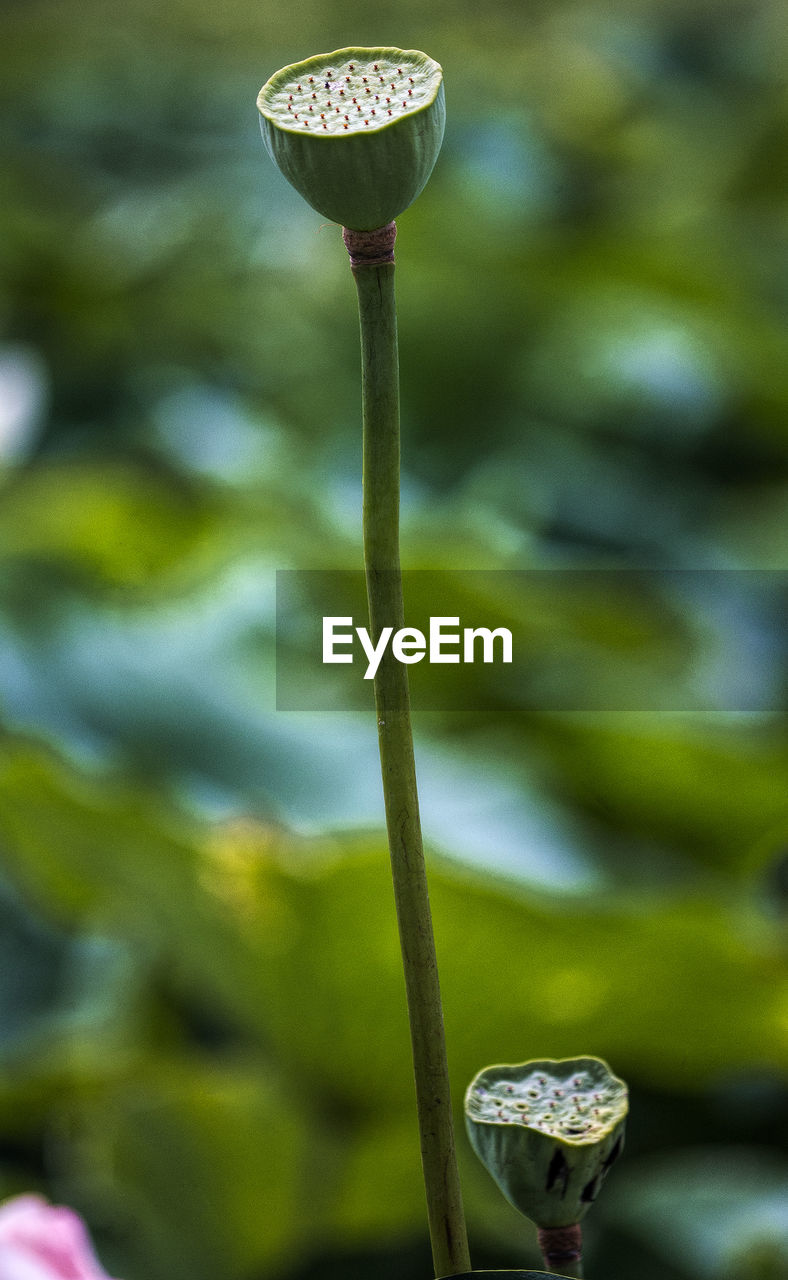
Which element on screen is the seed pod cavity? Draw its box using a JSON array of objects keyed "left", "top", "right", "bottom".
[
  {"left": 465, "top": 1056, "right": 628, "bottom": 1229},
  {"left": 257, "top": 47, "right": 445, "bottom": 230}
]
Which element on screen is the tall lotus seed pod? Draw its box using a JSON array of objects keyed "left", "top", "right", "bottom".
[
  {"left": 257, "top": 47, "right": 445, "bottom": 230},
  {"left": 466, "top": 1057, "right": 628, "bottom": 1276},
  {"left": 256, "top": 46, "right": 470, "bottom": 1279}
]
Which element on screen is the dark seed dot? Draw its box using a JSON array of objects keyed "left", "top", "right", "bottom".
[{"left": 373, "top": 63, "right": 378, "bottom": 70}]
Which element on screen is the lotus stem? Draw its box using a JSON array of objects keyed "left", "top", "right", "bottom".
[
  {"left": 537, "top": 1225, "right": 584, "bottom": 1278},
  {"left": 345, "top": 221, "right": 471, "bottom": 1279}
]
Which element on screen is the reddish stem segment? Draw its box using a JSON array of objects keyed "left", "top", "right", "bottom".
[
  {"left": 537, "top": 1224, "right": 584, "bottom": 1278},
  {"left": 342, "top": 221, "right": 397, "bottom": 266}
]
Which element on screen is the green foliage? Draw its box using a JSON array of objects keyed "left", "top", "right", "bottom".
[
  {"left": 603, "top": 1148, "right": 788, "bottom": 1280},
  {"left": 0, "top": 744, "right": 785, "bottom": 1276},
  {"left": 0, "top": 460, "right": 221, "bottom": 594}
]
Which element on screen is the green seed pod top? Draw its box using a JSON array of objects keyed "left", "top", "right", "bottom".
[
  {"left": 465, "top": 1056, "right": 628, "bottom": 1229},
  {"left": 257, "top": 47, "right": 445, "bottom": 230}
]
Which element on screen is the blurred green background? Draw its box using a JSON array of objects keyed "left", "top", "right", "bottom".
[{"left": 0, "top": 0, "right": 787, "bottom": 1277}]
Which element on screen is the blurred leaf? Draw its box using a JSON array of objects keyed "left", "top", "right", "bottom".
[
  {"left": 0, "top": 741, "right": 785, "bottom": 1276},
  {"left": 66, "top": 1058, "right": 312, "bottom": 1280},
  {"left": 0, "top": 877, "right": 68, "bottom": 1055},
  {"left": 603, "top": 1147, "right": 788, "bottom": 1279},
  {"left": 327, "top": 1113, "right": 424, "bottom": 1243},
  {"left": 529, "top": 719, "right": 788, "bottom": 873},
  {"left": 0, "top": 743, "right": 275, "bottom": 1043},
  {"left": 0, "top": 742, "right": 784, "bottom": 1104},
  {"left": 0, "top": 460, "right": 221, "bottom": 593}
]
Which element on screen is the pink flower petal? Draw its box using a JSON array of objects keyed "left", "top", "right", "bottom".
[{"left": 0, "top": 1197, "right": 119, "bottom": 1280}]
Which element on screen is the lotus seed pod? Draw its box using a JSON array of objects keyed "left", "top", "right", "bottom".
[
  {"left": 257, "top": 47, "right": 445, "bottom": 230},
  {"left": 465, "top": 1057, "right": 628, "bottom": 1229}
]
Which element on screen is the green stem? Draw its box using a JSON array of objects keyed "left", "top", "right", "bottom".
[
  {"left": 554, "top": 1261, "right": 583, "bottom": 1279},
  {"left": 346, "top": 223, "right": 471, "bottom": 1280}
]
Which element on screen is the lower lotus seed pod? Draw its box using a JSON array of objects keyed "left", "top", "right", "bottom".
[
  {"left": 257, "top": 47, "right": 445, "bottom": 230},
  {"left": 465, "top": 1056, "right": 628, "bottom": 1229}
]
